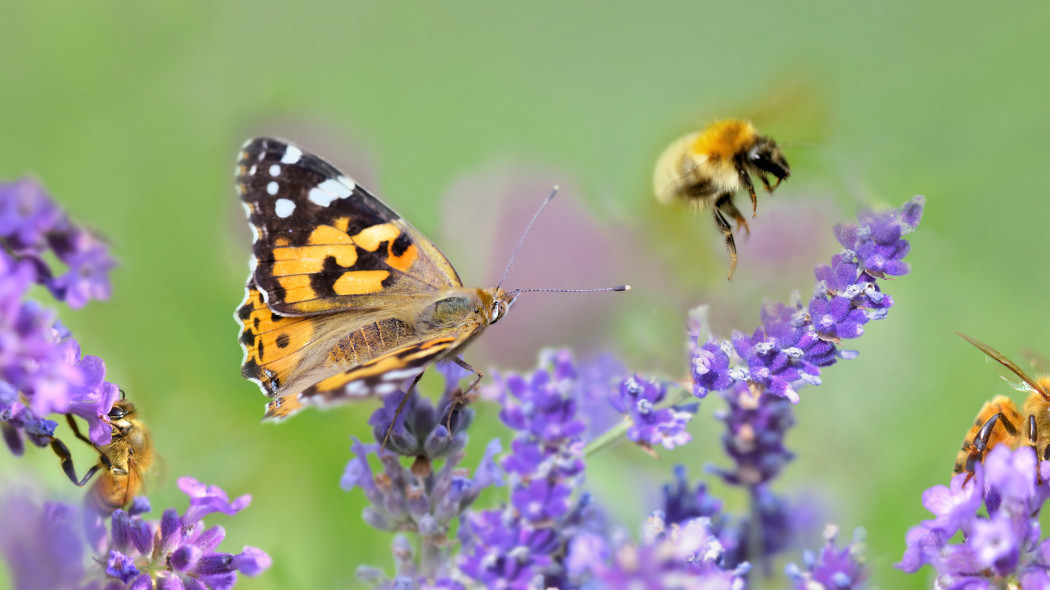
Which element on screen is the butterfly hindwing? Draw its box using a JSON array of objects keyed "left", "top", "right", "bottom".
[
  {"left": 263, "top": 331, "right": 471, "bottom": 420},
  {"left": 236, "top": 138, "right": 462, "bottom": 316}
]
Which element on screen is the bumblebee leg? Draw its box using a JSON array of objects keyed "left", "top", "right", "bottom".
[
  {"left": 718, "top": 198, "right": 750, "bottom": 237},
  {"left": 735, "top": 164, "right": 759, "bottom": 217},
  {"left": 381, "top": 372, "right": 427, "bottom": 450},
  {"left": 712, "top": 194, "right": 737, "bottom": 281},
  {"left": 1027, "top": 415, "right": 1044, "bottom": 484}
]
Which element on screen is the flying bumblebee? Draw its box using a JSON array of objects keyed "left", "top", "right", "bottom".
[
  {"left": 653, "top": 119, "right": 791, "bottom": 280},
  {"left": 49, "top": 398, "right": 154, "bottom": 515},
  {"left": 953, "top": 333, "right": 1050, "bottom": 478}
]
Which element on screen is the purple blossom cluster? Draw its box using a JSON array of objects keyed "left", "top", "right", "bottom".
[
  {"left": 0, "top": 477, "right": 270, "bottom": 590},
  {"left": 457, "top": 349, "right": 595, "bottom": 588},
  {"left": 567, "top": 512, "right": 749, "bottom": 589},
  {"left": 897, "top": 446, "right": 1050, "bottom": 587},
  {"left": 0, "top": 178, "right": 115, "bottom": 309},
  {"left": 0, "top": 180, "right": 271, "bottom": 588},
  {"left": 609, "top": 375, "right": 697, "bottom": 451},
  {"left": 786, "top": 525, "right": 868, "bottom": 589},
  {"left": 343, "top": 364, "right": 503, "bottom": 586},
  {"left": 690, "top": 195, "right": 925, "bottom": 407},
  {"left": 1, "top": 179, "right": 120, "bottom": 456},
  {"left": 342, "top": 197, "right": 925, "bottom": 589}
]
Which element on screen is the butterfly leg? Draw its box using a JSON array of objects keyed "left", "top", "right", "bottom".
[
  {"left": 381, "top": 372, "right": 427, "bottom": 451},
  {"left": 444, "top": 357, "right": 483, "bottom": 435},
  {"left": 712, "top": 194, "right": 738, "bottom": 281}
]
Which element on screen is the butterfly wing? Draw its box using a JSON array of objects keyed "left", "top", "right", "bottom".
[
  {"left": 263, "top": 328, "right": 477, "bottom": 420},
  {"left": 236, "top": 137, "right": 461, "bottom": 316}
]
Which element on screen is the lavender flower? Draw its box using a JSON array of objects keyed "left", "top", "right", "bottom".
[
  {"left": 339, "top": 196, "right": 927, "bottom": 589},
  {"left": 345, "top": 368, "right": 503, "bottom": 584},
  {"left": 786, "top": 525, "right": 869, "bottom": 589},
  {"left": 0, "top": 479, "right": 269, "bottom": 590},
  {"left": 1, "top": 179, "right": 119, "bottom": 456},
  {"left": 458, "top": 350, "right": 602, "bottom": 589},
  {"left": 692, "top": 195, "right": 924, "bottom": 407},
  {"left": 0, "top": 178, "right": 115, "bottom": 309},
  {"left": 567, "top": 512, "right": 749, "bottom": 589},
  {"left": 898, "top": 445, "right": 1050, "bottom": 587},
  {"left": 609, "top": 375, "right": 697, "bottom": 450},
  {"left": 710, "top": 383, "right": 796, "bottom": 488},
  {"left": 368, "top": 368, "right": 475, "bottom": 476}
]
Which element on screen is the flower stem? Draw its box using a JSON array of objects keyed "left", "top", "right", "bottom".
[{"left": 583, "top": 385, "right": 694, "bottom": 457}]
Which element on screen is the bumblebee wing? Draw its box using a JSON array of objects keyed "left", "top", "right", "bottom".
[{"left": 958, "top": 332, "right": 1050, "bottom": 400}]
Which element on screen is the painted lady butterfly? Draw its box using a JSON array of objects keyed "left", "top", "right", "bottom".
[{"left": 234, "top": 138, "right": 520, "bottom": 420}]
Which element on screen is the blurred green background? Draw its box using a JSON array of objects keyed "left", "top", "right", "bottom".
[{"left": 3, "top": 1, "right": 1050, "bottom": 588}]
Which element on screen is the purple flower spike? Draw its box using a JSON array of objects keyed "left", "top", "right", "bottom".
[
  {"left": 610, "top": 375, "right": 697, "bottom": 450},
  {"left": 786, "top": 525, "right": 869, "bottom": 589},
  {"left": 0, "top": 178, "right": 64, "bottom": 252},
  {"left": 580, "top": 513, "right": 749, "bottom": 589},
  {"left": 178, "top": 477, "right": 251, "bottom": 525},
  {"left": 0, "top": 496, "right": 85, "bottom": 590}
]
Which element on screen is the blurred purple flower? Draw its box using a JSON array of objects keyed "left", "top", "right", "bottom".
[
  {"left": 898, "top": 446, "right": 1050, "bottom": 587},
  {"left": 786, "top": 525, "right": 869, "bottom": 589},
  {"left": 0, "top": 178, "right": 64, "bottom": 253},
  {"left": 1, "top": 179, "right": 120, "bottom": 455},
  {"left": 569, "top": 513, "right": 749, "bottom": 589},
  {"left": 0, "top": 480, "right": 269, "bottom": 589}
]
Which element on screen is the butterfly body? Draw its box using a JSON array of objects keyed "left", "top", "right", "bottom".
[{"left": 235, "top": 138, "right": 517, "bottom": 420}]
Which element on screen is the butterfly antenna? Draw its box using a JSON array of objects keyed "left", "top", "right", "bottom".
[
  {"left": 513, "top": 286, "right": 631, "bottom": 294},
  {"left": 496, "top": 186, "right": 559, "bottom": 290}
]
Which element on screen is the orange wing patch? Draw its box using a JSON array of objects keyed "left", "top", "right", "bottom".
[
  {"left": 332, "top": 270, "right": 390, "bottom": 296},
  {"left": 237, "top": 284, "right": 319, "bottom": 394}
]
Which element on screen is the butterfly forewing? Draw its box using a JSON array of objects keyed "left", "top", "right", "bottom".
[
  {"left": 236, "top": 138, "right": 461, "bottom": 316},
  {"left": 235, "top": 138, "right": 501, "bottom": 420}
]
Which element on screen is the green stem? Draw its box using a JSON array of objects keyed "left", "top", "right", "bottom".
[{"left": 582, "top": 385, "right": 695, "bottom": 457}]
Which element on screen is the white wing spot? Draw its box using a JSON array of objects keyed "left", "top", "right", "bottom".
[
  {"left": 269, "top": 164, "right": 281, "bottom": 177},
  {"left": 346, "top": 381, "right": 368, "bottom": 396},
  {"left": 266, "top": 181, "right": 279, "bottom": 195},
  {"left": 385, "top": 368, "right": 421, "bottom": 381},
  {"left": 256, "top": 151, "right": 266, "bottom": 162},
  {"left": 281, "top": 145, "right": 302, "bottom": 165},
  {"left": 275, "top": 198, "right": 295, "bottom": 218},
  {"left": 249, "top": 164, "right": 257, "bottom": 176},
  {"left": 374, "top": 382, "right": 398, "bottom": 396},
  {"left": 308, "top": 177, "right": 355, "bottom": 207}
]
